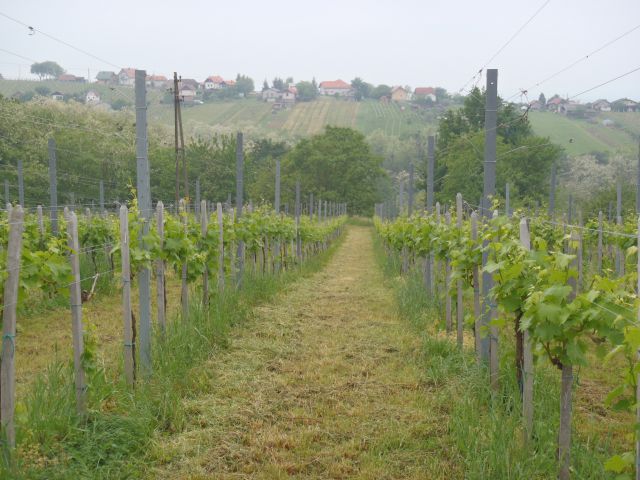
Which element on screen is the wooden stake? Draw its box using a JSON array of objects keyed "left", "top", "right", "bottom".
[
  {"left": 66, "top": 212, "right": 87, "bottom": 415},
  {"left": 489, "top": 210, "right": 499, "bottom": 392},
  {"left": 471, "top": 211, "right": 481, "bottom": 361},
  {"left": 156, "top": 202, "right": 166, "bottom": 334},
  {"left": 456, "top": 193, "right": 464, "bottom": 348},
  {"left": 519, "top": 218, "right": 534, "bottom": 442},
  {"left": 179, "top": 199, "right": 188, "bottom": 320},
  {"left": 445, "top": 211, "right": 452, "bottom": 334},
  {"left": 119, "top": 205, "right": 135, "bottom": 386},
  {"left": 217, "top": 202, "right": 225, "bottom": 292},
  {"left": 201, "top": 200, "right": 209, "bottom": 308},
  {"left": 1, "top": 206, "right": 24, "bottom": 447}
]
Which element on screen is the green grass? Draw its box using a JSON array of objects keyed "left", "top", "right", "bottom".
[
  {"left": 373, "top": 234, "right": 619, "bottom": 479},
  {"left": 2, "top": 236, "right": 344, "bottom": 479},
  {"left": 529, "top": 111, "right": 637, "bottom": 155}
]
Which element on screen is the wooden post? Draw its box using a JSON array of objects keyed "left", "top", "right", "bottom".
[
  {"left": 119, "top": 205, "right": 135, "bottom": 386},
  {"left": 201, "top": 200, "right": 209, "bottom": 307},
  {"left": 37, "top": 205, "right": 44, "bottom": 237},
  {"left": 0, "top": 206, "right": 24, "bottom": 447},
  {"left": 445, "top": 211, "right": 452, "bottom": 334},
  {"left": 217, "top": 202, "right": 225, "bottom": 291},
  {"left": 489, "top": 210, "right": 499, "bottom": 392},
  {"left": 597, "top": 211, "right": 603, "bottom": 274},
  {"left": 295, "top": 181, "right": 302, "bottom": 261},
  {"left": 66, "top": 212, "right": 87, "bottom": 415},
  {"left": 156, "top": 202, "right": 166, "bottom": 334},
  {"left": 235, "top": 132, "right": 245, "bottom": 289},
  {"left": 559, "top": 230, "right": 579, "bottom": 480},
  {"left": 456, "top": 193, "right": 464, "bottom": 348},
  {"left": 471, "top": 211, "right": 481, "bottom": 361},
  {"left": 519, "top": 218, "right": 534, "bottom": 442},
  {"left": 180, "top": 199, "right": 189, "bottom": 320}
]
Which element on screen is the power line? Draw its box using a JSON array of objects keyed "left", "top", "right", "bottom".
[
  {"left": 0, "top": 11, "right": 122, "bottom": 70},
  {"left": 568, "top": 65, "right": 640, "bottom": 100},
  {"left": 458, "top": 0, "right": 552, "bottom": 94},
  {"left": 507, "top": 22, "right": 640, "bottom": 101},
  {"left": 0, "top": 47, "right": 37, "bottom": 63}
]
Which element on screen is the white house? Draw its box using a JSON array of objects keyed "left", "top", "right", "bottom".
[
  {"left": 118, "top": 68, "right": 136, "bottom": 86},
  {"left": 262, "top": 88, "right": 280, "bottom": 102},
  {"left": 204, "top": 75, "right": 225, "bottom": 90},
  {"left": 319, "top": 79, "right": 352, "bottom": 96},
  {"left": 592, "top": 99, "right": 611, "bottom": 112},
  {"left": 85, "top": 90, "right": 101, "bottom": 105},
  {"left": 179, "top": 85, "right": 197, "bottom": 103},
  {"left": 51, "top": 91, "right": 64, "bottom": 101}
]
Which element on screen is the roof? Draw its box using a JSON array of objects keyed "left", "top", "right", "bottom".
[
  {"left": 223, "top": 79, "right": 236, "bottom": 86},
  {"left": 547, "top": 97, "right": 565, "bottom": 105},
  {"left": 391, "top": 86, "right": 407, "bottom": 93},
  {"left": 414, "top": 87, "right": 435, "bottom": 95},
  {"left": 86, "top": 90, "right": 99, "bottom": 96},
  {"left": 119, "top": 68, "right": 136, "bottom": 78},
  {"left": 288, "top": 86, "right": 298, "bottom": 95},
  {"left": 593, "top": 99, "right": 610, "bottom": 104},
  {"left": 319, "top": 79, "right": 351, "bottom": 89},
  {"left": 612, "top": 98, "right": 638, "bottom": 104},
  {"left": 148, "top": 75, "right": 167, "bottom": 81},
  {"left": 57, "top": 74, "right": 79, "bottom": 81},
  {"left": 205, "top": 75, "right": 224, "bottom": 83},
  {"left": 51, "top": 91, "right": 63, "bottom": 96}
]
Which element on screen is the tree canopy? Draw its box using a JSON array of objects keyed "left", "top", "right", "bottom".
[
  {"left": 30, "top": 61, "right": 64, "bottom": 80},
  {"left": 283, "top": 126, "right": 386, "bottom": 214}
]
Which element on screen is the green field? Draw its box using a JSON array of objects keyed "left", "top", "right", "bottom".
[
  {"left": 529, "top": 111, "right": 637, "bottom": 155},
  {"left": 148, "top": 97, "right": 438, "bottom": 139}
]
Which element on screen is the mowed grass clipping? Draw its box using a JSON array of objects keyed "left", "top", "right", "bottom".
[{"left": 150, "top": 226, "right": 451, "bottom": 479}]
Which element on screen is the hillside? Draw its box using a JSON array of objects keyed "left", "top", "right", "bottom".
[
  {"left": 147, "top": 97, "right": 440, "bottom": 140},
  {"left": 2, "top": 79, "right": 638, "bottom": 155},
  {"left": 528, "top": 111, "right": 638, "bottom": 156}
]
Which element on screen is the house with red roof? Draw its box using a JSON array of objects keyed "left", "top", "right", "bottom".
[
  {"left": 204, "top": 75, "right": 225, "bottom": 90},
  {"left": 118, "top": 68, "right": 136, "bottom": 86},
  {"left": 57, "top": 73, "right": 84, "bottom": 83},
  {"left": 391, "top": 86, "right": 409, "bottom": 102},
  {"left": 414, "top": 87, "right": 436, "bottom": 102},
  {"left": 319, "top": 79, "right": 353, "bottom": 97},
  {"left": 146, "top": 75, "right": 168, "bottom": 89}
]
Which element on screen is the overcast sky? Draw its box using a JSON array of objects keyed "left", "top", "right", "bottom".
[{"left": 1, "top": 0, "right": 639, "bottom": 102}]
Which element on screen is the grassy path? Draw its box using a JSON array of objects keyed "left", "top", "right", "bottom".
[{"left": 150, "top": 226, "right": 450, "bottom": 479}]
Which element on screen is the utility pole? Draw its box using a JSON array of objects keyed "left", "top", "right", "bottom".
[
  {"left": 480, "top": 68, "right": 498, "bottom": 362},
  {"left": 173, "top": 72, "right": 181, "bottom": 205},
  {"left": 178, "top": 76, "right": 187, "bottom": 205}
]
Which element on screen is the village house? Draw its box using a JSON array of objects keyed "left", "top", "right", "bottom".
[
  {"left": 319, "top": 79, "right": 352, "bottom": 97},
  {"left": 51, "top": 91, "right": 64, "bottom": 101},
  {"left": 391, "top": 86, "right": 409, "bottom": 102},
  {"left": 95, "top": 71, "right": 117, "bottom": 85},
  {"left": 180, "top": 78, "right": 200, "bottom": 91},
  {"left": 546, "top": 95, "right": 566, "bottom": 113},
  {"left": 262, "top": 88, "right": 280, "bottom": 102},
  {"left": 146, "top": 75, "right": 168, "bottom": 89},
  {"left": 118, "top": 68, "right": 136, "bottom": 86},
  {"left": 592, "top": 99, "right": 611, "bottom": 112},
  {"left": 57, "top": 74, "right": 84, "bottom": 82},
  {"left": 413, "top": 87, "right": 436, "bottom": 102},
  {"left": 179, "top": 84, "right": 197, "bottom": 103},
  {"left": 85, "top": 90, "right": 101, "bottom": 105},
  {"left": 204, "top": 75, "right": 225, "bottom": 90},
  {"left": 611, "top": 98, "right": 639, "bottom": 112},
  {"left": 528, "top": 99, "right": 543, "bottom": 111}
]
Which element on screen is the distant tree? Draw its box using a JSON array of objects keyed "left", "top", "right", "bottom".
[
  {"left": 538, "top": 92, "right": 546, "bottom": 109},
  {"left": 34, "top": 86, "right": 51, "bottom": 96},
  {"left": 311, "top": 77, "right": 318, "bottom": 90},
  {"left": 350, "top": 77, "right": 372, "bottom": 101},
  {"left": 272, "top": 77, "right": 285, "bottom": 91},
  {"left": 285, "top": 76, "right": 294, "bottom": 85},
  {"left": 371, "top": 84, "right": 391, "bottom": 99},
  {"left": 111, "top": 98, "right": 131, "bottom": 111},
  {"left": 30, "top": 61, "right": 64, "bottom": 80},
  {"left": 435, "top": 87, "right": 448, "bottom": 102},
  {"left": 235, "top": 74, "right": 254, "bottom": 96},
  {"left": 262, "top": 79, "right": 269, "bottom": 91},
  {"left": 295, "top": 81, "right": 318, "bottom": 102},
  {"left": 19, "top": 91, "right": 35, "bottom": 102},
  {"left": 284, "top": 126, "right": 386, "bottom": 214}
]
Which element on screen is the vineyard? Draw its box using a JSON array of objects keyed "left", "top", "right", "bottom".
[{"left": 375, "top": 197, "right": 640, "bottom": 478}]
